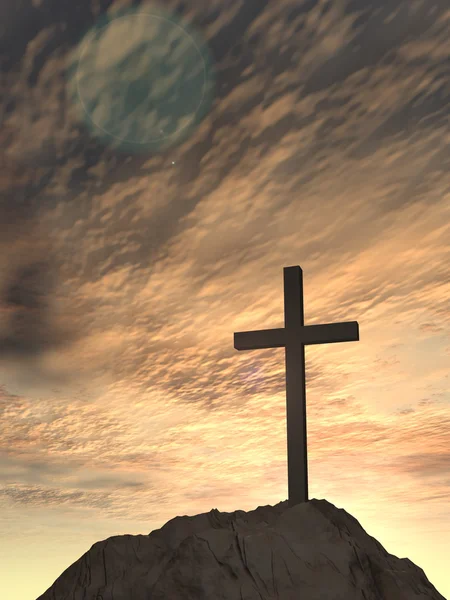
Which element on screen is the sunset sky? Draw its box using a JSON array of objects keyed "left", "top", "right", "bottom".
[{"left": 0, "top": 0, "right": 449, "bottom": 599}]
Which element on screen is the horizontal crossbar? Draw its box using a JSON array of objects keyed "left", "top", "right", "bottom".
[{"left": 234, "top": 321, "right": 359, "bottom": 350}]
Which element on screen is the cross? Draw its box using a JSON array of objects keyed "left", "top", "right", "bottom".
[{"left": 234, "top": 266, "right": 359, "bottom": 507}]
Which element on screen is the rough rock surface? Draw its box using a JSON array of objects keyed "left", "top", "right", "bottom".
[{"left": 36, "top": 498, "right": 446, "bottom": 600}]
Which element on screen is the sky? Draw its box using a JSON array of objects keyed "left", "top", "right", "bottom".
[{"left": 0, "top": 0, "right": 449, "bottom": 598}]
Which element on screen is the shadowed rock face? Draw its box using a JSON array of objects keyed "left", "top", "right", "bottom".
[{"left": 36, "top": 499, "right": 445, "bottom": 600}]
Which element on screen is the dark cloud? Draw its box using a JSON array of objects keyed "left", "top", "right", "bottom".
[
  {"left": 0, "top": 259, "right": 84, "bottom": 359},
  {"left": 395, "top": 452, "right": 450, "bottom": 479},
  {"left": 303, "top": 1, "right": 448, "bottom": 95}
]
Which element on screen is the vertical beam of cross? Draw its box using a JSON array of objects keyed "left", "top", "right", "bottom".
[
  {"left": 284, "top": 265, "right": 308, "bottom": 506},
  {"left": 234, "top": 266, "right": 359, "bottom": 507}
]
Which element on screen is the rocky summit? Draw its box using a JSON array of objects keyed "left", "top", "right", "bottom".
[{"left": 36, "top": 499, "right": 445, "bottom": 600}]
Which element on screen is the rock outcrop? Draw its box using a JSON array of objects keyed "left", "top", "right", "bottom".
[{"left": 36, "top": 498, "right": 446, "bottom": 599}]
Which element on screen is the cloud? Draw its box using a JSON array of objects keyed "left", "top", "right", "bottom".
[{"left": 0, "top": 0, "right": 448, "bottom": 573}]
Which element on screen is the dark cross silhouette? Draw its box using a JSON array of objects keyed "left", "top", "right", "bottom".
[{"left": 234, "top": 266, "right": 359, "bottom": 507}]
